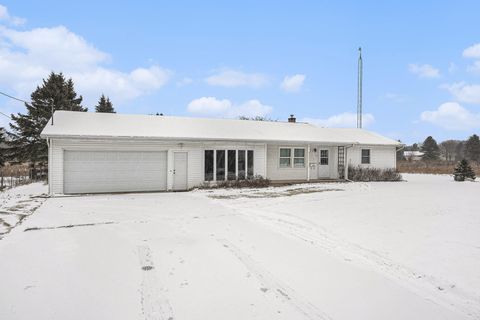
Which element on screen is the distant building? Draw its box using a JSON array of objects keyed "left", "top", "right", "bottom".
[{"left": 404, "top": 150, "right": 424, "bottom": 161}]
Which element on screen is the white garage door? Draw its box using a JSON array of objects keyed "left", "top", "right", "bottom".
[{"left": 64, "top": 151, "right": 167, "bottom": 194}]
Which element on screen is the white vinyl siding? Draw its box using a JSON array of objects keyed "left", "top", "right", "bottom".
[
  {"left": 347, "top": 145, "right": 396, "bottom": 169},
  {"left": 48, "top": 138, "right": 265, "bottom": 194},
  {"left": 267, "top": 144, "right": 308, "bottom": 181}
]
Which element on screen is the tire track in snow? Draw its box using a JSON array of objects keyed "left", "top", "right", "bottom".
[
  {"left": 218, "top": 238, "right": 332, "bottom": 320},
  {"left": 137, "top": 245, "right": 174, "bottom": 320},
  {"left": 232, "top": 208, "right": 480, "bottom": 319}
]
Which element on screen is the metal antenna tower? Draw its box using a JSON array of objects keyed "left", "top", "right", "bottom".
[{"left": 357, "top": 47, "right": 363, "bottom": 128}]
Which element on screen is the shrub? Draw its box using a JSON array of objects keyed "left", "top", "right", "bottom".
[
  {"left": 453, "top": 159, "right": 476, "bottom": 181},
  {"left": 348, "top": 166, "right": 403, "bottom": 182},
  {"left": 199, "top": 175, "right": 271, "bottom": 189}
]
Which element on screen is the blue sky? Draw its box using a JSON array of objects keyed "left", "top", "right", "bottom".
[{"left": 1, "top": 1, "right": 480, "bottom": 144}]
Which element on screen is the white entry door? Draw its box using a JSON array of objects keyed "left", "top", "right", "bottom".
[
  {"left": 173, "top": 152, "right": 188, "bottom": 191},
  {"left": 318, "top": 148, "right": 331, "bottom": 178}
]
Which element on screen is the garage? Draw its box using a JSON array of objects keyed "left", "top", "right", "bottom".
[{"left": 63, "top": 150, "right": 167, "bottom": 194}]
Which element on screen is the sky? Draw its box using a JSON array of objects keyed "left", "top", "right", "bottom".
[{"left": 1, "top": 1, "right": 480, "bottom": 144}]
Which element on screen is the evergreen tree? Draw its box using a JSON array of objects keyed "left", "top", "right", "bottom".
[
  {"left": 453, "top": 159, "right": 476, "bottom": 181},
  {"left": 8, "top": 72, "right": 87, "bottom": 164},
  {"left": 464, "top": 134, "right": 480, "bottom": 163},
  {"left": 95, "top": 94, "right": 115, "bottom": 113},
  {"left": 421, "top": 136, "right": 440, "bottom": 160},
  {"left": 0, "top": 128, "right": 6, "bottom": 167}
]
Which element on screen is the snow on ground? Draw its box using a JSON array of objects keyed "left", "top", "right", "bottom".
[
  {"left": 0, "top": 182, "right": 48, "bottom": 237},
  {"left": 0, "top": 174, "right": 478, "bottom": 320}
]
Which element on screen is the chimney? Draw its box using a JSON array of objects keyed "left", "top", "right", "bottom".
[{"left": 288, "top": 114, "right": 296, "bottom": 123}]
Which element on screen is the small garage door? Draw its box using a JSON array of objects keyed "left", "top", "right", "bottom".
[{"left": 64, "top": 151, "right": 167, "bottom": 194}]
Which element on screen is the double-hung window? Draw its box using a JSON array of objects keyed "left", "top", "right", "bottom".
[
  {"left": 293, "top": 148, "right": 305, "bottom": 168},
  {"left": 279, "top": 148, "right": 291, "bottom": 168},
  {"left": 279, "top": 147, "right": 305, "bottom": 168},
  {"left": 361, "top": 149, "right": 370, "bottom": 164}
]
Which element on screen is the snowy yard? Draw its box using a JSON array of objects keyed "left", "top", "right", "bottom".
[{"left": 0, "top": 174, "right": 479, "bottom": 320}]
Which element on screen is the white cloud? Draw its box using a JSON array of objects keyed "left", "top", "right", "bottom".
[
  {"left": 280, "top": 74, "right": 305, "bottom": 93},
  {"left": 205, "top": 68, "right": 269, "bottom": 88},
  {"left": 463, "top": 43, "right": 480, "bottom": 58},
  {"left": 420, "top": 102, "right": 480, "bottom": 130},
  {"left": 187, "top": 97, "right": 272, "bottom": 118},
  {"left": 303, "top": 112, "right": 375, "bottom": 128},
  {"left": 0, "top": 24, "right": 171, "bottom": 107},
  {"left": 408, "top": 64, "right": 440, "bottom": 78},
  {"left": 0, "top": 5, "right": 26, "bottom": 26},
  {"left": 442, "top": 82, "right": 480, "bottom": 104},
  {"left": 187, "top": 97, "right": 231, "bottom": 115}
]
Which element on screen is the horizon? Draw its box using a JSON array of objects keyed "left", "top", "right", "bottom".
[{"left": 1, "top": 1, "right": 480, "bottom": 144}]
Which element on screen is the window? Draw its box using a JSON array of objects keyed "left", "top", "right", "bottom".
[
  {"left": 247, "top": 150, "right": 254, "bottom": 178},
  {"left": 238, "top": 150, "right": 246, "bottom": 180},
  {"left": 293, "top": 148, "right": 305, "bottom": 168},
  {"left": 361, "top": 149, "right": 370, "bottom": 164},
  {"left": 204, "top": 150, "right": 214, "bottom": 181},
  {"left": 216, "top": 150, "right": 225, "bottom": 180},
  {"left": 320, "top": 150, "right": 329, "bottom": 165},
  {"left": 227, "top": 150, "right": 236, "bottom": 180},
  {"left": 279, "top": 148, "right": 291, "bottom": 168},
  {"left": 204, "top": 149, "right": 252, "bottom": 181}
]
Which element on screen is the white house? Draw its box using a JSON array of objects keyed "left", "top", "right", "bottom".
[{"left": 41, "top": 111, "right": 401, "bottom": 194}]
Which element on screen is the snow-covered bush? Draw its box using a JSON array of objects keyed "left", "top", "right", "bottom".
[
  {"left": 200, "top": 175, "right": 271, "bottom": 189},
  {"left": 348, "top": 166, "right": 402, "bottom": 182}
]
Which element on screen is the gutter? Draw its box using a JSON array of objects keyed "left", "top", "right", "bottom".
[{"left": 39, "top": 134, "right": 402, "bottom": 147}]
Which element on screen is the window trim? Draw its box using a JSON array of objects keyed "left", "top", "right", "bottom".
[
  {"left": 361, "top": 149, "right": 371, "bottom": 164},
  {"left": 279, "top": 147, "right": 292, "bottom": 168},
  {"left": 293, "top": 148, "right": 306, "bottom": 168},
  {"left": 278, "top": 147, "right": 306, "bottom": 168}
]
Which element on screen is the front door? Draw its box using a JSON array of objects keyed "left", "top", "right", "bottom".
[
  {"left": 173, "top": 152, "right": 188, "bottom": 191},
  {"left": 318, "top": 148, "right": 331, "bottom": 178}
]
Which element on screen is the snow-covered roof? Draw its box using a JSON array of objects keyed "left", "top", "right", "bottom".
[
  {"left": 41, "top": 111, "right": 401, "bottom": 146},
  {"left": 404, "top": 151, "right": 424, "bottom": 156}
]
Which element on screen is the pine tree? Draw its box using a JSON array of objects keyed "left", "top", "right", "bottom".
[
  {"left": 8, "top": 72, "right": 87, "bottom": 164},
  {"left": 421, "top": 136, "right": 440, "bottom": 160},
  {"left": 453, "top": 159, "right": 476, "bottom": 181},
  {"left": 95, "top": 94, "right": 115, "bottom": 113},
  {"left": 0, "top": 128, "right": 6, "bottom": 167},
  {"left": 465, "top": 134, "right": 480, "bottom": 163}
]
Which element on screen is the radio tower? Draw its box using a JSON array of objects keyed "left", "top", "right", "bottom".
[{"left": 357, "top": 47, "right": 363, "bottom": 129}]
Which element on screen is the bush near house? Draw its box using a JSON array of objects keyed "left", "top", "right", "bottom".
[
  {"left": 348, "top": 166, "right": 403, "bottom": 182},
  {"left": 200, "top": 175, "right": 271, "bottom": 189}
]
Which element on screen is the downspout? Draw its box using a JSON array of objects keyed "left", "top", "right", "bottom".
[
  {"left": 46, "top": 137, "right": 51, "bottom": 195},
  {"left": 307, "top": 144, "right": 310, "bottom": 181},
  {"left": 395, "top": 145, "right": 405, "bottom": 168}
]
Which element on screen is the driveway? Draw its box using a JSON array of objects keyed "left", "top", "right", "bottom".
[{"left": 0, "top": 175, "right": 477, "bottom": 320}]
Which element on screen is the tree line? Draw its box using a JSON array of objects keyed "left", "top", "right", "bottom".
[
  {"left": 401, "top": 135, "right": 480, "bottom": 163},
  {"left": 0, "top": 72, "right": 116, "bottom": 167}
]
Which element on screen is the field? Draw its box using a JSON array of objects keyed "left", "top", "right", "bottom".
[{"left": 0, "top": 174, "right": 478, "bottom": 320}]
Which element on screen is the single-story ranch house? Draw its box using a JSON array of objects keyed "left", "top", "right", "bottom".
[{"left": 41, "top": 111, "right": 401, "bottom": 194}]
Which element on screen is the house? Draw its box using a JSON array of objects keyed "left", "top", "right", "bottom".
[
  {"left": 403, "top": 150, "right": 424, "bottom": 161},
  {"left": 40, "top": 111, "right": 402, "bottom": 194}
]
